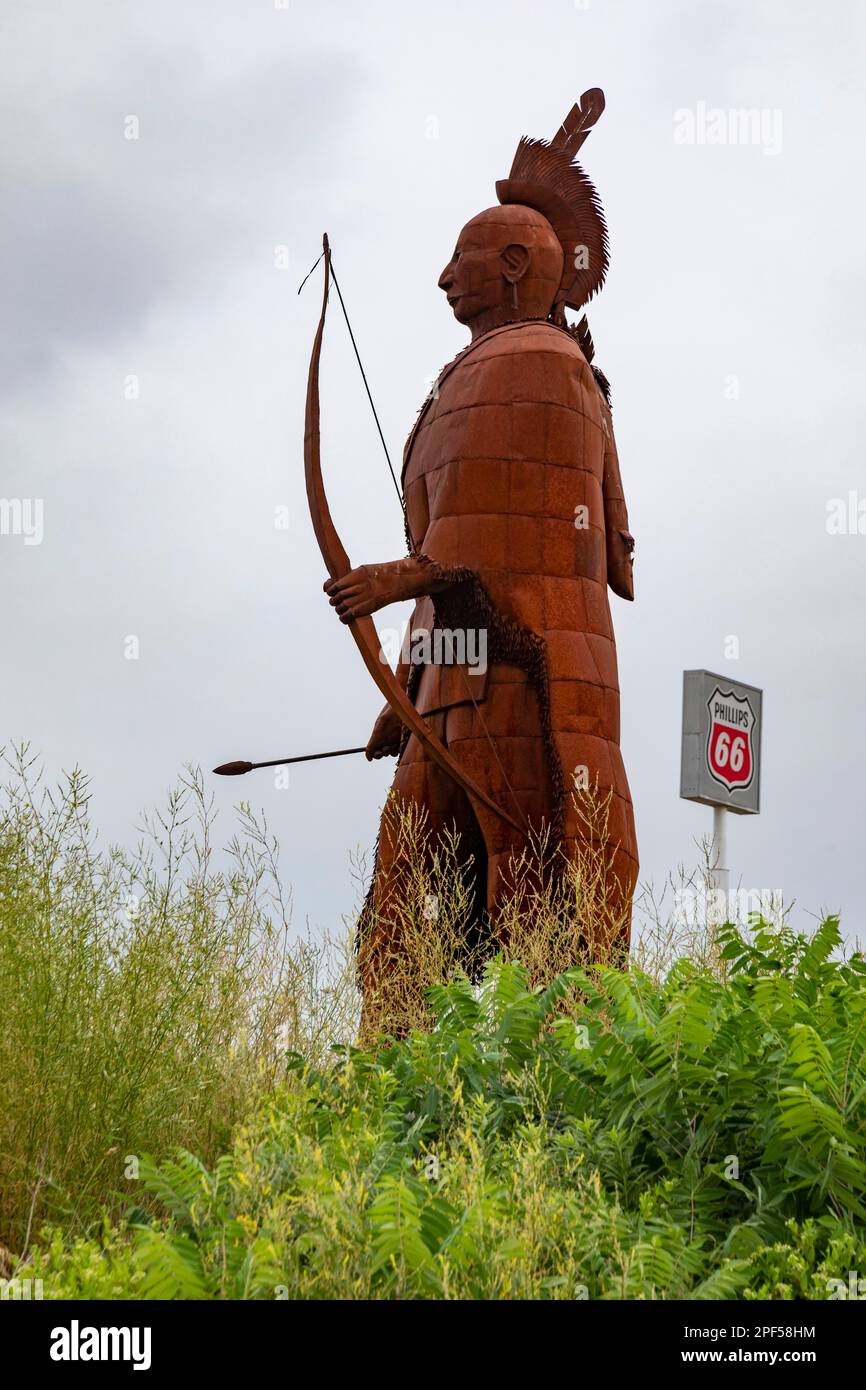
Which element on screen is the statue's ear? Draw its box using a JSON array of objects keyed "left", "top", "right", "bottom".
[{"left": 501, "top": 242, "right": 530, "bottom": 284}]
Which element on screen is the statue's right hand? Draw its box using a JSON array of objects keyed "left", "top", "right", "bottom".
[{"left": 365, "top": 705, "right": 403, "bottom": 760}]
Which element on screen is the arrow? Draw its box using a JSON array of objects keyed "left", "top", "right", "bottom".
[{"left": 213, "top": 746, "right": 367, "bottom": 776}]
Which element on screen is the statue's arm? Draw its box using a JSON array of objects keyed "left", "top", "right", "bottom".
[
  {"left": 324, "top": 551, "right": 461, "bottom": 623},
  {"left": 602, "top": 409, "right": 635, "bottom": 601}
]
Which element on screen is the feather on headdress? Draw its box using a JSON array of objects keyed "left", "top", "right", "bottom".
[{"left": 496, "top": 89, "right": 609, "bottom": 317}]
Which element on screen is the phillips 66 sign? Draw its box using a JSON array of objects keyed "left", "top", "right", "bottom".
[{"left": 680, "top": 670, "right": 763, "bottom": 814}]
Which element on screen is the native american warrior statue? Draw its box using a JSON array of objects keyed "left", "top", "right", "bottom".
[{"left": 305, "top": 90, "right": 637, "bottom": 1026}]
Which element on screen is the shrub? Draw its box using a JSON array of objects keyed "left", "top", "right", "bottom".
[
  {"left": 0, "top": 747, "right": 356, "bottom": 1250},
  {"left": 23, "top": 917, "right": 866, "bottom": 1299}
]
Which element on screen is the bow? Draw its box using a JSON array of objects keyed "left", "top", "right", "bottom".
[{"left": 303, "top": 234, "right": 522, "bottom": 833}]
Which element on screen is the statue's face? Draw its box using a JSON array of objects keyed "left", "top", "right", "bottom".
[
  {"left": 438, "top": 218, "right": 505, "bottom": 327},
  {"left": 438, "top": 207, "right": 564, "bottom": 339}
]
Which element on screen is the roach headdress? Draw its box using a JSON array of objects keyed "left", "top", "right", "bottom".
[{"left": 496, "top": 89, "right": 609, "bottom": 321}]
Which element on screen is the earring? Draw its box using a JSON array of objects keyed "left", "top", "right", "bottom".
[{"left": 511, "top": 280, "right": 519, "bottom": 312}]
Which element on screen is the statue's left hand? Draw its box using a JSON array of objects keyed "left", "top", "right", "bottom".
[
  {"left": 324, "top": 557, "right": 430, "bottom": 622},
  {"left": 607, "top": 529, "right": 635, "bottom": 602}
]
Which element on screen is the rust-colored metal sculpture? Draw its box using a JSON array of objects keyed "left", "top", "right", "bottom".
[{"left": 307, "top": 91, "right": 637, "bottom": 1019}]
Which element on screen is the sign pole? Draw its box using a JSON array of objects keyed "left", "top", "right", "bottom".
[
  {"left": 711, "top": 804, "right": 729, "bottom": 918},
  {"left": 680, "top": 670, "right": 763, "bottom": 932}
]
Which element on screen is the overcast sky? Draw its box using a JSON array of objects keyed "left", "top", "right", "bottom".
[{"left": 3, "top": 0, "right": 865, "bottom": 944}]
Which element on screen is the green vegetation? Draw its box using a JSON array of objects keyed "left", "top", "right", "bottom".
[
  {"left": 0, "top": 747, "right": 356, "bottom": 1258},
  {"left": 3, "top": 750, "right": 866, "bottom": 1299}
]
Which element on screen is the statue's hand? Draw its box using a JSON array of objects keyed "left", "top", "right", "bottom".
[
  {"left": 365, "top": 705, "right": 403, "bottom": 760},
  {"left": 324, "top": 557, "right": 430, "bottom": 622},
  {"left": 607, "top": 530, "right": 635, "bottom": 601}
]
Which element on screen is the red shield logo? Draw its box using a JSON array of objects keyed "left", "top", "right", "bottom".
[{"left": 706, "top": 686, "right": 756, "bottom": 792}]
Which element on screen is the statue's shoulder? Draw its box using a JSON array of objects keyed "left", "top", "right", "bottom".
[
  {"left": 472, "top": 320, "right": 613, "bottom": 411},
  {"left": 447, "top": 321, "right": 596, "bottom": 408},
  {"left": 413, "top": 324, "right": 598, "bottom": 455},
  {"left": 470, "top": 320, "right": 587, "bottom": 364}
]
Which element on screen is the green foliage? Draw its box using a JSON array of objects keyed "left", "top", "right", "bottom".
[
  {"left": 24, "top": 918, "right": 866, "bottom": 1299},
  {"left": 0, "top": 749, "right": 357, "bottom": 1247}
]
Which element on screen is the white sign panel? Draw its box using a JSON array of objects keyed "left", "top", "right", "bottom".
[{"left": 680, "top": 670, "right": 762, "bottom": 814}]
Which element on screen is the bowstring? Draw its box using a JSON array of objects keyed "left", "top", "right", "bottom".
[{"left": 328, "top": 258, "right": 408, "bottom": 524}]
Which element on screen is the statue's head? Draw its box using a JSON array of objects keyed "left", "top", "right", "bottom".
[
  {"left": 438, "top": 206, "right": 564, "bottom": 338},
  {"left": 438, "top": 92, "right": 610, "bottom": 341}
]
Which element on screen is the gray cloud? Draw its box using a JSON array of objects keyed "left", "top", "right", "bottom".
[
  {"left": 0, "top": 8, "right": 358, "bottom": 387},
  {"left": 3, "top": 0, "right": 865, "bottom": 943}
]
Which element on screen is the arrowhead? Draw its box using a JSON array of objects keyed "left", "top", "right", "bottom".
[{"left": 213, "top": 761, "right": 253, "bottom": 776}]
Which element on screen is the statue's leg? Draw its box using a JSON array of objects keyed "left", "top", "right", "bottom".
[
  {"left": 442, "top": 665, "right": 552, "bottom": 937},
  {"left": 556, "top": 730, "right": 638, "bottom": 960},
  {"left": 357, "top": 714, "right": 485, "bottom": 1037},
  {"left": 445, "top": 666, "right": 638, "bottom": 966}
]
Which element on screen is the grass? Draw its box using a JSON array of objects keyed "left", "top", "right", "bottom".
[
  {"left": 0, "top": 745, "right": 357, "bottom": 1255},
  {"left": 2, "top": 747, "right": 865, "bottom": 1300}
]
